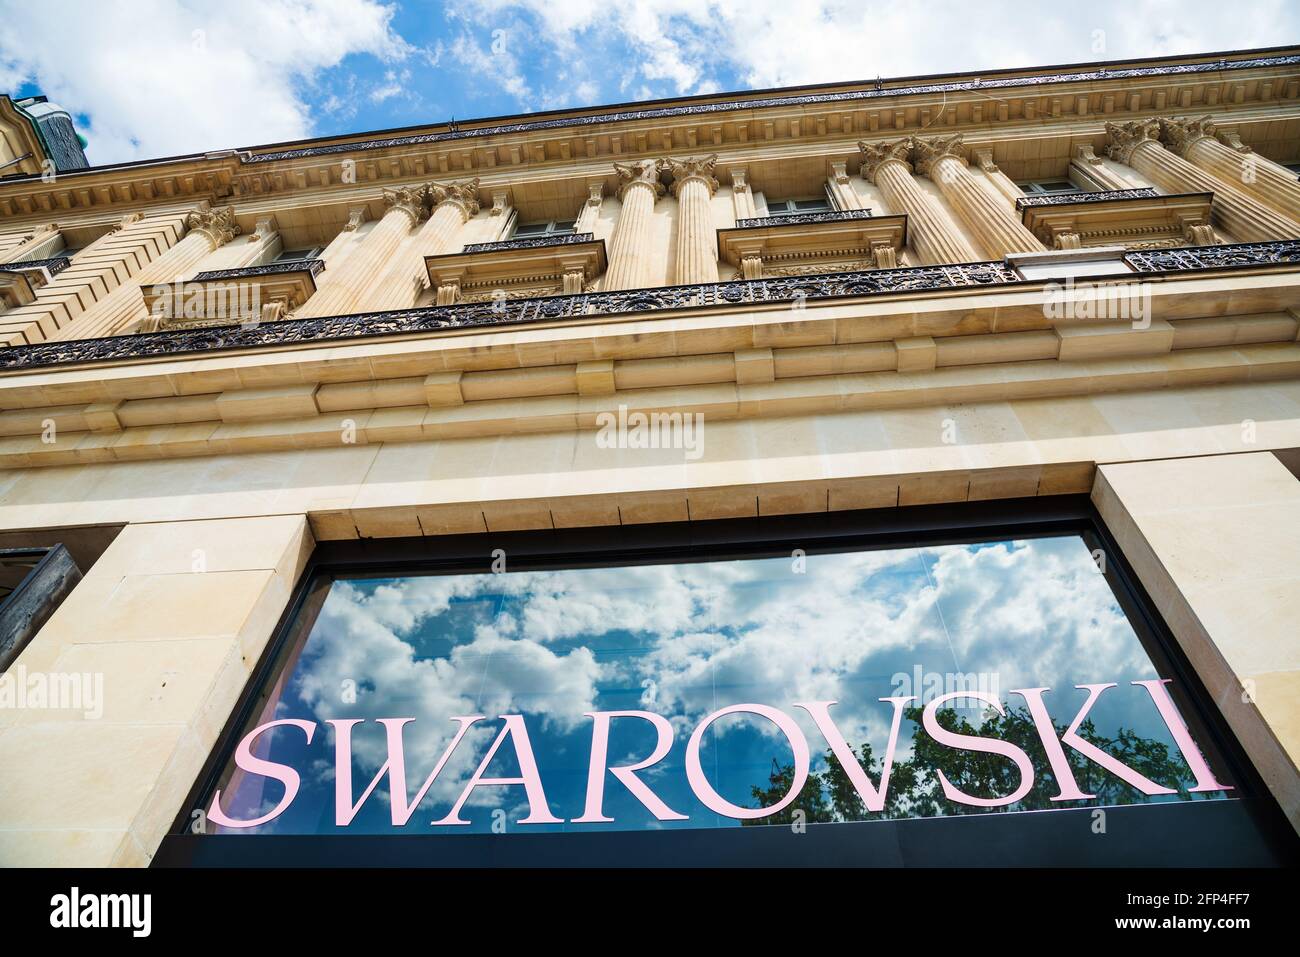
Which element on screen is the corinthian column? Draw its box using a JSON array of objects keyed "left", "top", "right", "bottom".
[
  {"left": 1106, "top": 119, "right": 1300, "bottom": 242},
  {"left": 859, "top": 139, "right": 980, "bottom": 265},
  {"left": 295, "top": 186, "right": 427, "bottom": 318},
  {"left": 603, "top": 160, "right": 664, "bottom": 290},
  {"left": 52, "top": 205, "right": 241, "bottom": 340},
  {"left": 913, "top": 134, "right": 1044, "bottom": 257},
  {"left": 362, "top": 177, "right": 480, "bottom": 311},
  {"left": 1160, "top": 116, "right": 1300, "bottom": 223},
  {"left": 663, "top": 154, "right": 720, "bottom": 285}
]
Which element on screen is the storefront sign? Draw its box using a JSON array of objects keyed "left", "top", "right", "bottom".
[{"left": 209, "top": 677, "right": 1230, "bottom": 829}]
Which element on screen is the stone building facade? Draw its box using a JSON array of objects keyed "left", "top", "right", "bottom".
[{"left": 1, "top": 47, "right": 1300, "bottom": 867}]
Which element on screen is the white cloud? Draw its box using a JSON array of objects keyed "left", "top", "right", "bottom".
[
  {"left": 456, "top": 0, "right": 1300, "bottom": 98},
  {"left": 0, "top": 0, "right": 411, "bottom": 164}
]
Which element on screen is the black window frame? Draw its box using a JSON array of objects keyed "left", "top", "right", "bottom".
[
  {"left": 156, "top": 495, "right": 1299, "bottom": 867},
  {"left": 510, "top": 219, "right": 578, "bottom": 239},
  {"left": 764, "top": 195, "right": 836, "bottom": 216}
]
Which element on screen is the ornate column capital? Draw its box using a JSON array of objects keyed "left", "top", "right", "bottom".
[
  {"left": 342, "top": 205, "right": 369, "bottom": 231},
  {"left": 1075, "top": 143, "right": 1105, "bottom": 165},
  {"left": 248, "top": 215, "right": 278, "bottom": 244},
  {"left": 382, "top": 185, "right": 429, "bottom": 224},
  {"left": 1158, "top": 116, "right": 1218, "bottom": 157},
  {"left": 973, "top": 148, "right": 999, "bottom": 174},
  {"left": 613, "top": 160, "right": 664, "bottom": 201},
  {"left": 1105, "top": 119, "right": 1162, "bottom": 165},
  {"left": 184, "top": 205, "right": 240, "bottom": 247},
  {"left": 110, "top": 212, "right": 144, "bottom": 235},
  {"left": 857, "top": 139, "right": 912, "bottom": 183},
  {"left": 912, "top": 133, "right": 967, "bottom": 177},
  {"left": 428, "top": 177, "right": 482, "bottom": 220},
  {"left": 1216, "top": 130, "right": 1253, "bottom": 154},
  {"left": 661, "top": 154, "right": 719, "bottom": 197}
]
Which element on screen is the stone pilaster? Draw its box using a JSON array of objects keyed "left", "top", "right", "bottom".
[
  {"left": 603, "top": 160, "right": 664, "bottom": 290},
  {"left": 1070, "top": 144, "right": 1139, "bottom": 191},
  {"left": 362, "top": 178, "right": 480, "bottom": 312},
  {"left": 859, "top": 139, "right": 981, "bottom": 265},
  {"left": 973, "top": 149, "right": 1024, "bottom": 209},
  {"left": 827, "top": 160, "right": 865, "bottom": 210},
  {"left": 51, "top": 205, "right": 241, "bottom": 340},
  {"left": 1, "top": 223, "right": 62, "bottom": 264},
  {"left": 1106, "top": 119, "right": 1300, "bottom": 242},
  {"left": 575, "top": 181, "right": 605, "bottom": 232},
  {"left": 1160, "top": 115, "right": 1300, "bottom": 223},
  {"left": 913, "top": 134, "right": 1044, "bottom": 257},
  {"left": 729, "top": 168, "right": 757, "bottom": 219},
  {"left": 663, "top": 154, "right": 720, "bottom": 285},
  {"left": 295, "top": 186, "right": 427, "bottom": 319}
]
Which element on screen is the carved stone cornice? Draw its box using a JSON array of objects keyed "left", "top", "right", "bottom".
[
  {"left": 661, "top": 154, "right": 719, "bottom": 197},
  {"left": 912, "top": 133, "right": 967, "bottom": 177},
  {"left": 382, "top": 185, "right": 428, "bottom": 223},
  {"left": 428, "top": 177, "right": 482, "bottom": 219},
  {"left": 1158, "top": 115, "right": 1218, "bottom": 157},
  {"left": 1105, "top": 119, "right": 1162, "bottom": 164},
  {"left": 857, "top": 138, "right": 912, "bottom": 182},
  {"left": 613, "top": 160, "right": 664, "bottom": 201},
  {"left": 183, "top": 205, "right": 240, "bottom": 247}
]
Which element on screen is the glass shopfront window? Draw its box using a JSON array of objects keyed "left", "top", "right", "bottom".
[{"left": 200, "top": 531, "right": 1247, "bottom": 841}]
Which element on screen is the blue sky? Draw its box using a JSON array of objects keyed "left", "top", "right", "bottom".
[{"left": 2, "top": 0, "right": 1299, "bottom": 165}]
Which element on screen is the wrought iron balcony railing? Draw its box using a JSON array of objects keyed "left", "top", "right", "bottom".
[
  {"left": 2, "top": 256, "right": 71, "bottom": 277},
  {"left": 461, "top": 233, "right": 596, "bottom": 254},
  {"left": 1, "top": 240, "right": 1299, "bottom": 371},
  {"left": 1123, "top": 239, "right": 1300, "bottom": 272},
  {"left": 190, "top": 259, "right": 325, "bottom": 283},
  {"left": 735, "top": 209, "right": 874, "bottom": 228},
  {"left": 1015, "top": 188, "right": 1159, "bottom": 210}
]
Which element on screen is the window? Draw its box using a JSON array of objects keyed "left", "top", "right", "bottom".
[
  {"left": 1018, "top": 180, "right": 1086, "bottom": 197},
  {"left": 765, "top": 196, "right": 834, "bottom": 216},
  {"left": 173, "top": 501, "right": 1287, "bottom": 866},
  {"left": 511, "top": 219, "right": 577, "bottom": 239},
  {"left": 273, "top": 247, "right": 322, "bottom": 264},
  {"left": 0, "top": 545, "right": 82, "bottom": 672}
]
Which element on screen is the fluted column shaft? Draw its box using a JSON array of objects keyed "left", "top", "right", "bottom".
[
  {"left": 869, "top": 156, "right": 981, "bottom": 265},
  {"left": 604, "top": 161, "right": 662, "bottom": 291},
  {"left": 52, "top": 206, "right": 239, "bottom": 340},
  {"left": 673, "top": 176, "right": 718, "bottom": 284},
  {"left": 1182, "top": 135, "right": 1300, "bottom": 223},
  {"left": 917, "top": 142, "right": 1044, "bottom": 257},
  {"left": 1108, "top": 122, "right": 1300, "bottom": 242},
  {"left": 296, "top": 190, "right": 423, "bottom": 318},
  {"left": 364, "top": 187, "right": 477, "bottom": 312}
]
